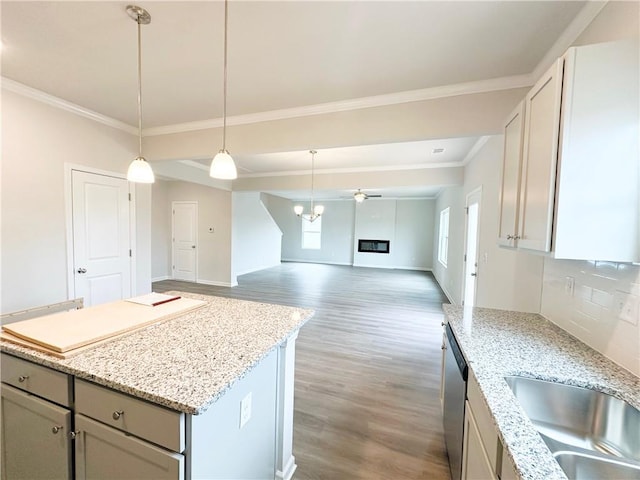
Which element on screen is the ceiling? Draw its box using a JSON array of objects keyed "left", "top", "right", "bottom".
[{"left": 2, "top": 1, "right": 590, "bottom": 196}]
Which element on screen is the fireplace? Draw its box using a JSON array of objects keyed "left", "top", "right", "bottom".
[{"left": 358, "top": 239, "right": 390, "bottom": 254}]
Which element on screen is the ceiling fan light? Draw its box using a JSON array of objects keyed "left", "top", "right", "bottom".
[
  {"left": 294, "top": 205, "right": 304, "bottom": 216},
  {"left": 127, "top": 156, "right": 155, "bottom": 183},
  {"left": 314, "top": 204, "right": 325, "bottom": 215},
  {"left": 354, "top": 191, "right": 366, "bottom": 203},
  {"left": 210, "top": 150, "right": 238, "bottom": 179}
]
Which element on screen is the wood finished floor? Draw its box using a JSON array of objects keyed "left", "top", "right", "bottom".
[{"left": 154, "top": 263, "right": 451, "bottom": 480}]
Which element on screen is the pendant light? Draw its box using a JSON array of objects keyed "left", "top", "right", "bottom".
[
  {"left": 126, "top": 5, "right": 154, "bottom": 184},
  {"left": 210, "top": 0, "right": 238, "bottom": 180},
  {"left": 294, "top": 150, "right": 324, "bottom": 222}
]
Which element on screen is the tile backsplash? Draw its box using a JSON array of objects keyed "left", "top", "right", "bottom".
[{"left": 541, "top": 258, "right": 640, "bottom": 376}]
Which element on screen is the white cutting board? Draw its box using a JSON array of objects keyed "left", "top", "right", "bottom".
[{"left": 3, "top": 297, "right": 206, "bottom": 353}]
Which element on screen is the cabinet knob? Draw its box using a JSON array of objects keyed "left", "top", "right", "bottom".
[
  {"left": 77, "top": 268, "right": 87, "bottom": 274},
  {"left": 52, "top": 426, "right": 63, "bottom": 434},
  {"left": 18, "top": 375, "right": 29, "bottom": 383},
  {"left": 69, "top": 431, "right": 80, "bottom": 439},
  {"left": 513, "top": 235, "right": 521, "bottom": 240},
  {"left": 112, "top": 410, "right": 124, "bottom": 420}
]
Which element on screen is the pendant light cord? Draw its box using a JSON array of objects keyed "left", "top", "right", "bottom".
[
  {"left": 310, "top": 150, "right": 315, "bottom": 212},
  {"left": 222, "top": 0, "right": 228, "bottom": 152},
  {"left": 137, "top": 17, "right": 143, "bottom": 158}
]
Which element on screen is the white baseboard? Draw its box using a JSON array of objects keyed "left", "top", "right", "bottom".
[
  {"left": 196, "top": 278, "right": 237, "bottom": 288},
  {"left": 151, "top": 275, "right": 170, "bottom": 283},
  {"left": 234, "top": 262, "right": 281, "bottom": 277},
  {"left": 281, "top": 258, "right": 352, "bottom": 266},
  {"left": 275, "top": 456, "right": 297, "bottom": 480},
  {"left": 432, "top": 274, "right": 455, "bottom": 304}
]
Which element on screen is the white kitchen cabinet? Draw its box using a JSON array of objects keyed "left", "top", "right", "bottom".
[
  {"left": 462, "top": 400, "right": 497, "bottom": 480},
  {"left": 497, "top": 101, "right": 525, "bottom": 248},
  {"left": 74, "top": 414, "right": 184, "bottom": 480},
  {"left": 503, "top": 39, "right": 639, "bottom": 261},
  {"left": 1, "top": 384, "right": 73, "bottom": 480}
]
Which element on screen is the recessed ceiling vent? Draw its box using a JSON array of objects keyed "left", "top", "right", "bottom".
[{"left": 432, "top": 148, "right": 445, "bottom": 154}]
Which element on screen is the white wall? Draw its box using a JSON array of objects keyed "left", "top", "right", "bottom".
[
  {"left": 151, "top": 180, "right": 172, "bottom": 281},
  {"left": 271, "top": 199, "right": 356, "bottom": 266},
  {"left": 463, "top": 137, "right": 544, "bottom": 312},
  {"left": 353, "top": 200, "right": 397, "bottom": 268},
  {"left": 231, "top": 192, "right": 282, "bottom": 282},
  {"left": 151, "top": 181, "right": 233, "bottom": 287},
  {"left": 391, "top": 199, "right": 434, "bottom": 271},
  {"left": 1, "top": 90, "right": 151, "bottom": 312},
  {"left": 432, "top": 187, "right": 465, "bottom": 304}
]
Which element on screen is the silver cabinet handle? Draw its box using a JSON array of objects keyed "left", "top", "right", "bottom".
[
  {"left": 69, "top": 431, "right": 80, "bottom": 439},
  {"left": 471, "top": 272, "right": 477, "bottom": 277},
  {"left": 18, "top": 375, "right": 29, "bottom": 383},
  {"left": 77, "top": 268, "right": 87, "bottom": 274},
  {"left": 507, "top": 234, "right": 513, "bottom": 240},
  {"left": 112, "top": 410, "right": 124, "bottom": 420},
  {"left": 52, "top": 426, "right": 63, "bottom": 434}
]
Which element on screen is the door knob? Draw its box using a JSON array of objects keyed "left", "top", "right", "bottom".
[
  {"left": 191, "top": 245, "right": 196, "bottom": 249},
  {"left": 77, "top": 268, "right": 87, "bottom": 274},
  {"left": 471, "top": 272, "right": 477, "bottom": 277}
]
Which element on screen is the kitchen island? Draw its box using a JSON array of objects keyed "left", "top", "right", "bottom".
[
  {"left": 1, "top": 292, "right": 314, "bottom": 480},
  {"left": 443, "top": 304, "right": 640, "bottom": 480}
]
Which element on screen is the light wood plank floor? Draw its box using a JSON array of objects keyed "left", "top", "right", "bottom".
[{"left": 154, "top": 262, "right": 451, "bottom": 480}]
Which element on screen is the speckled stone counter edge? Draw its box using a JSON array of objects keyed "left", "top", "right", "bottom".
[
  {"left": 443, "top": 304, "right": 640, "bottom": 480},
  {"left": 1, "top": 293, "right": 314, "bottom": 415}
]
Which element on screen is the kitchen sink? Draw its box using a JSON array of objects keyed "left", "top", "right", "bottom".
[{"left": 505, "top": 375, "right": 640, "bottom": 479}]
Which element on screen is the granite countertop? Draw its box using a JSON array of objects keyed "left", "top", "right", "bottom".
[
  {"left": 443, "top": 304, "right": 640, "bottom": 480},
  {"left": 1, "top": 292, "right": 314, "bottom": 415}
]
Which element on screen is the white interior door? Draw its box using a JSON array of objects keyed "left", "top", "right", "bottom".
[
  {"left": 172, "top": 202, "right": 197, "bottom": 282},
  {"left": 463, "top": 189, "right": 481, "bottom": 307},
  {"left": 72, "top": 171, "right": 131, "bottom": 307}
]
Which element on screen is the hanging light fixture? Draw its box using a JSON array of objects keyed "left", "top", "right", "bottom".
[
  {"left": 126, "top": 5, "right": 154, "bottom": 184},
  {"left": 294, "top": 150, "right": 324, "bottom": 222},
  {"left": 210, "top": 0, "right": 238, "bottom": 180},
  {"left": 354, "top": 190, "right": 367, "bottom": 203}
]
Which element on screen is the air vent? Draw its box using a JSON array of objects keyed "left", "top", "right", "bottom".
[{"left": 432, "top": 148, "right": 445, "bottom": 154}]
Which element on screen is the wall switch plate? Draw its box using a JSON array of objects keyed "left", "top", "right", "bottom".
[
  {"left": 565, "top": 276, "right": 575, "bottom": 296},
  {"left": 614, "top": 290, "right": 639, "bottom": 325},
  {"left": 240, "top": 392, "right": 252, "bottom": 429}
]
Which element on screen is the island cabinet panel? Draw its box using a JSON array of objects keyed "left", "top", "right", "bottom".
[
  {"left": 74, "top": 414, "right": 184, "bottom": 480},
  {"left": 1, "top": 384, "right": 73, "bottom": 480},
  {"left": 189, "top": 348, "right": 279, "bottom": 480},
  {"left": 75, "top": 379, "right": 185, "bottom": 452}
]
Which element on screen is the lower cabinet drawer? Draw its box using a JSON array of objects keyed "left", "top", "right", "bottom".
[
  {"left": 74, "top": 379, "right": 185, "bottom": 452},
  {"left": 1, "top": 353, "right": 72, "bottom": 407},
  {"left": 75, "top": 414, "right": 184, "bottom": 480}
]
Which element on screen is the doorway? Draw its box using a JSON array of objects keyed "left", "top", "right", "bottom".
[
  {"left": 462, "top": 188, "right": 482, "bottom": 307},
  {"left": 172, "top": 201, "right": 198, "bottom": 282},
  {"left": 70, "top": 170, "right": 132, "bottom": 307}
]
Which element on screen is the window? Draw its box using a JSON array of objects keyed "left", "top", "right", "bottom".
[
  {"left": 301, "top": 217, "right": 322, "bottom": 249},
  {"left": 438, "top": 207, "right": 450, "bottom": 267}
]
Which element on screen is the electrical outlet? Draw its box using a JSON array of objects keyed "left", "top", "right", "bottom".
[
  {"left": 240, "top": 392, "right": 252, "bottom": 429},
  {"left": 565, "top": 276, "right": 575, "bottom": 296},
  {"left": 614, "top": 290, "right": 639, "bottom": 325}
]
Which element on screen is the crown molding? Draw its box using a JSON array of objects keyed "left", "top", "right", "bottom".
[
  {"left": 531, "top": 1, "right": 607, "bottom": 80},
  {"left": 143, "top": 74, "right": 533, "bottom": 137},
  {"left": 1, "top": 77, "right": 137, "bottom": 135},
  {"left": 461, "top": 136, "right": 492, "bottom": 166},
  {"left": 236, "top": 162, "right": 465, "bottom": 179}
]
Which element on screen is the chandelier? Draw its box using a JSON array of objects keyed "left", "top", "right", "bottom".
[{"left": 294, "top": 150, "right": 324, "bottom": 222}]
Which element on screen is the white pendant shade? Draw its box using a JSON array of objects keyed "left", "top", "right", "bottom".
[
  {"left": 127, "top": 156, "right": 155, "bottom": 183},
  {"left": 313, "top": 205, "right": 325, "bottom": 215},
  {"left": 210, "top": 150, "right": 238, "bottom": 179},
  {"left": 294, "top": 205, "right": 304, "bottom": 215}
]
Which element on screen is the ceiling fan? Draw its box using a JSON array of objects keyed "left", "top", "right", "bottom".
[{"left": 352, "top": 189, "right": 382, "bottom": 203}]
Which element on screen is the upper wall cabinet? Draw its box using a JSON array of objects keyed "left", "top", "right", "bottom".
[
  {"left": 499, "top": 39, "right": 639, "bottom": 262},
  {"left": 497, "top": 101, "right": 525, "bottom": 247}
]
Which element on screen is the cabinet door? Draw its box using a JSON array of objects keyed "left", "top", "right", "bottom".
[
  {"left": 518, "top": 58, "right": 564, "bottom": 252},
  {"left": 461, "top": 401, "right": 497, "bottom": 480},
  {"left": 1, "top": 384, "right": 72, "bottom": 480},
  {"left": 74, "top": 414, "right": 184, "bottom": 480},
  {"left": 498, "top": 101, "right": 525, "bottom": 247}
]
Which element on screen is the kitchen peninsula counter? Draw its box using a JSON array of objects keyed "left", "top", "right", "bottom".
[{"left": 443, "top": 304, "right": 640, "bottom": 480}]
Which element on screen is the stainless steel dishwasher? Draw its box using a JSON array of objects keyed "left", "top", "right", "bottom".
[{"left": 442, "top": 322, "right": 468, "bottom": 480}]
